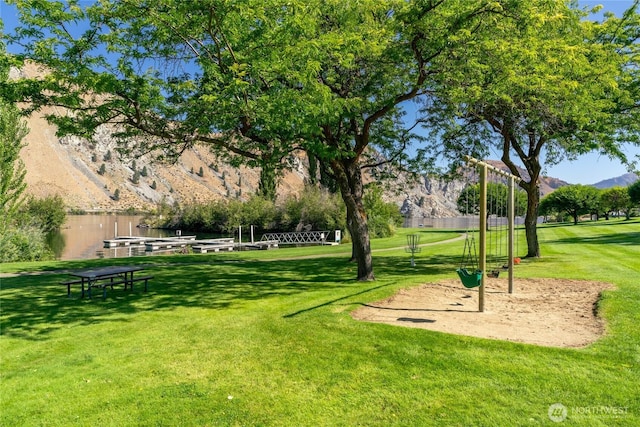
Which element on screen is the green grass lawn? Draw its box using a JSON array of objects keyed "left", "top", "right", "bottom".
[{"left": 1, "top": 220, "right": 638, "bottom": 426}]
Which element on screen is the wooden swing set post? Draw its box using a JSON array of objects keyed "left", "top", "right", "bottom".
[
  {"left": 508, "top": 176, "right": 515, "bottom": 294},
  {"left": 478, "top": 164, "right": 487, "bottom": 313}
]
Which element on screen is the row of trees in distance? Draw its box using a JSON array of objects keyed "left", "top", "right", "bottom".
[
  {"left": 540, "top": 182, "right": 640, "bottom": 224},
  {"left": 457, "top": 180, "right": 640, "bottom": 228}
]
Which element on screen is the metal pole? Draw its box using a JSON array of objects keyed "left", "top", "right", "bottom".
[
  {"left": 508, "top": 176, "right": 515, "bottom": 294},
  {"left": 479, "top": 164, "right": 487, "bottom": 313}
]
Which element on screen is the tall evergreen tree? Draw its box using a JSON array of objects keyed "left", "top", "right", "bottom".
[{"left": 0, "top": 36, "right": 28, "bottom": 229}]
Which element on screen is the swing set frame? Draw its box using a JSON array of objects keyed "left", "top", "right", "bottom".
[{"left": 463, "top": 156, "right": 522, "bottom": 312}]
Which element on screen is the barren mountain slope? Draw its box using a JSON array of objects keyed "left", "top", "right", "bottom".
[
  {"left": 20, "top": 108, "right": 576, "bottom": 217},
  {"left": 15, "top": 65, "right": 570, "bottom": 216},
  {"left": 19, "top": 109, "right": 569, "bottom": 217},
  {"left": 20, "top": 106, "right": 308, "bottom": 211}
]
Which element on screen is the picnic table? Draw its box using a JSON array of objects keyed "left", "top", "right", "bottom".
[{"left": 61, "top": 265, "right": 153, "bottom": 299}]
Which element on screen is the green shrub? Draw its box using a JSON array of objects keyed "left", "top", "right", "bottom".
[
  {"left": 294, "top": 186, "right": 346, "bottom": 232},
  {"left": 242, "top": 196, "right": 277, "bottom": 230},
  {"left": 19, "top": 195, "right": 66, "bottom": 232},
  {"left": 153, "top": 186, "right": 348, "bottom": 234},
  {"left": 364, "top": 184, "right": 403, "bottom": 238},
  {"left": 0, "top": 224, "right": 52, "bottom": 262}
]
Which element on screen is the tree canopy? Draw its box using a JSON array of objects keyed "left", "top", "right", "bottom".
[
  {"left": 0, "top": 35, "right": 28, "bottom": 229},
  {"left": 3, "top": 0, "right": 520, "bottom": 280},
  {"left": 4, "top": 0, "right": 639, "bottom": 277},
  {"left": 417, "top": 1, "right": 640, "bottom": 257},
  {"left": 539, "top": 184, "right": 601, "bottom": 225},
  {"left": 628, "top": 179, "right": 640, "bottom": 206},
  {"left": 600, "top": 186, "right": 634, "bottom": 219}
]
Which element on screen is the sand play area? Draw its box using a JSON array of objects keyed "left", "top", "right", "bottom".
[{"left": 351, "top": 277, "right": 613, "bottom": 348}]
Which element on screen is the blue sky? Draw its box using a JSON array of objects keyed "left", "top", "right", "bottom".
[
  {"left": 2, "top": 1, "right": 639, "bottom": 185},
  {"left": 547, "top": 0, "right": 640, "bottom": 184}
]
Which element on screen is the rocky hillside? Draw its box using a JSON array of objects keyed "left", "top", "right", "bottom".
[
  {"left": 17, "top": 106, "right": 575, "bottom": 218},
  {"left": 18, "top": 106, "right": 466, "bottom": 217},
  {"left": 19, "top": 108, "right": 307, "bottom": 212},
  {"left": 14, "top": 64, "right": 574, "bottom": 218}
]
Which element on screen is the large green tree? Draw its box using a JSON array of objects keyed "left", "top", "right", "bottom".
[
  {"left": 287, "top": 0, "right": 512, "bottom": 279},
  {"left": 600, "top": 186, "right": 634, "bottom": 219},
  {"left": 418, "top": 1, "right": 640, "bottom": 258},
  {"left": 629, "top": 179, "right": 640, "bottom": 206},
  {"left": 539, "top": 184, "right": 601, "bottom": 225},
  {"left": 3, "top": 0, "right": 512, "bottom": 280},
  {"left": 0, "top": 34, "right": 28, "bottom": 230}
]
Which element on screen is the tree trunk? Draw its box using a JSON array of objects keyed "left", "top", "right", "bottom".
[
  {"left": 522, "top": 182, "right": 541, "bottom": 258},
  {"left": 505, "top": 147, "right": 542, "bottom": 259},
  {"left": 258, "top": 164, "right": 278, "bottom": 201},
  {"left": 331, "top": 158, "right": 374, "bottom": 281}
]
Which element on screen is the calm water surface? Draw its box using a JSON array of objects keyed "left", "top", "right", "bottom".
[{"left": 47, "top": 215, "right": 175, "bottom": 260}]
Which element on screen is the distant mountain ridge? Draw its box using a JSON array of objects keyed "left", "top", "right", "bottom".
[{"left": 592, "top": 173, "right": 639, "bottom": 189}]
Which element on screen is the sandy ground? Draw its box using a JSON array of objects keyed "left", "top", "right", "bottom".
[{"left": 351, "top": 277, "right": 613, "bottom": 348}]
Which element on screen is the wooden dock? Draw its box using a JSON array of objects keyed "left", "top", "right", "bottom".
[
  {"left": 103, "top": 237, "right": 149, "bottom": 248},
  {"left": 192, "top": 238, "right": 235, "bottom": 253},
  {"left": 104, "top": 235, "right": 280, "bottom": 253},
  {"left": 239, "top": 240, "right": 279, "bottom": 250},
  {"left": 103, "top": 235, "right": 196, "bottom": 249}
]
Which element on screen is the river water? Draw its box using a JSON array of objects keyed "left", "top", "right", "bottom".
[
  {"left": 51, "top": 214, "right": 528, "bottom": 261},
  {"left": 47, "top": 215, "right": 176, "bottom": 260}
]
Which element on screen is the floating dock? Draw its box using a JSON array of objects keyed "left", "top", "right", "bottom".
[
  {"left": 104, "top": 235, "right": 279, "bottom": 253},
  {"left": 103, "top": 235, "right": 196, "bottom": 248},
  {"left": 191, "top": 238, "right": 235, "bottom": 253}
]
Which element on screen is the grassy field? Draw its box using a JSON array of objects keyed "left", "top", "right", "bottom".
[{"left": 1, "top": 220, "right": 638, "bottom": 426}]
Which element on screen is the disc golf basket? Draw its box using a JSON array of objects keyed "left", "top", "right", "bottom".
[{"left": 406, "top": 234, "right": 421, "bottom": 267}]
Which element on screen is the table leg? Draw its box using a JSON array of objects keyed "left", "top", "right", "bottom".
[{"left": 87, "top": 276, "right": 97, "bottom": 299}]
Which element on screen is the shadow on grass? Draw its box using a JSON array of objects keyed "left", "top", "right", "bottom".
[
  {"left": 545, "top": 231, "right": 640, "bottom": 246},
  {"left": 0, "top": 253, "right": 455, "bottom": 340},
  {"left": 283, "top": 281, "right": 395, "bottom": 318}
]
